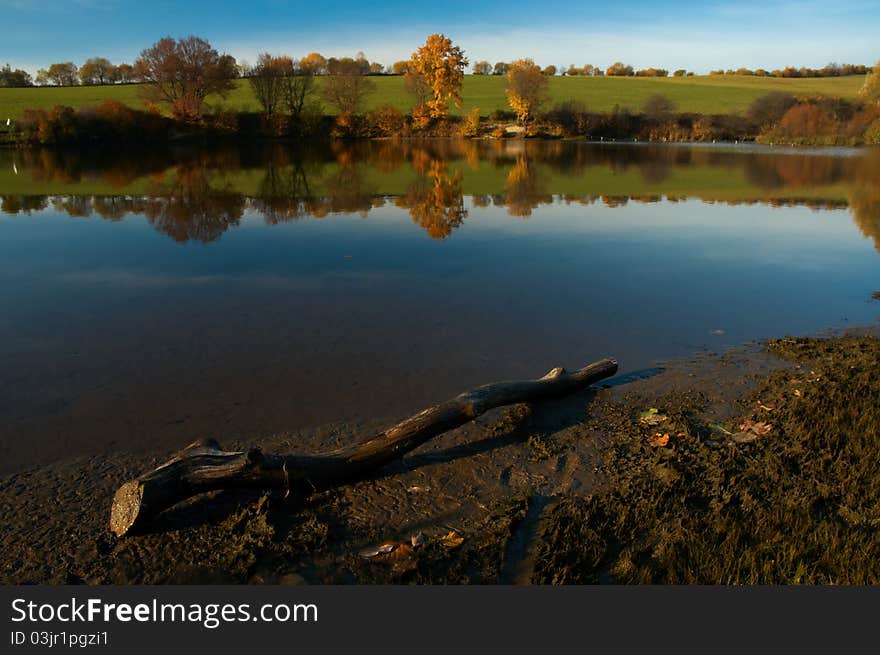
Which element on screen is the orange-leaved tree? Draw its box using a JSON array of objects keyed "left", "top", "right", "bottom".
[
  {"left": 506, "top": 58, "right": 548, "bottom": 124},
  {"left": 861, "top": 61, "right": 880, "bottom": 104},
  {"left": 406, "top": 34, "right": 468, "bottom": 123}
]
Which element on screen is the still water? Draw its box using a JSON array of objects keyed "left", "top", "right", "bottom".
[{"left": 1, "top": 140, "right": 878, "bottom": 471}]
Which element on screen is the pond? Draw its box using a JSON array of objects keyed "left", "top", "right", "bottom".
[{"left": 1, "top": 140, "right": 878, "bottom": 472}]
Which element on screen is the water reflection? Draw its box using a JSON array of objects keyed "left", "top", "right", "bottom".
[
  {"left": 396, "top": 147, "right": 467, "bottom": 239},
  {"left": 2, "top": 141, "right": 879, "bottom": 249}
]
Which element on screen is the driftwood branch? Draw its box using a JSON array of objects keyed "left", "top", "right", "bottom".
[{"left": 110, "top": 357, "right": 618, "bottom": 537}]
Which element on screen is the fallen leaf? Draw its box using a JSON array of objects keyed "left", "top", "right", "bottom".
[
  {"left": 359, "top": 541, "right": 400, "bottom": 559},
  {"left": 440, "top": 531, "right": 465, "bottom": 549},
  {"left": 730, "top": 419, "right": 773, "bottom": 444},
  {"left": 794, "top": 389, "right": 802, "bottom": 397},
  {"left": 738, "top": 419, "right": 773, "bottom": 436},
  {"left": 410, "top": 532, "right": 427, "bottom": 548},
  {"left": 648, "top": 433, "right": 670, "bottom": 447},
  {"left": 731, "top": 431, "right": 759, "bottom": 444},
  {"left": 639, "top": 408, "right": 669, "bottom": 426},
  {"left": 708, "top": 422, "right": 734, "bottom": 435}
]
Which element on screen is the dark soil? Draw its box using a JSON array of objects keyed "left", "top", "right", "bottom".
[{"left": 2, "top": 331, "right": 877, "bottom": 584}]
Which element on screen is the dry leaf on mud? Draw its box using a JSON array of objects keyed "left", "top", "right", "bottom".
[
  {"left": 410, "top": 532, "right": 427, "bottom": 548},
  {"left": 731, "top": 419, "right": 773, "bottom": 444},
  {"left": 794, "top": 389, "right": 802, "bottom": 397},
  {"left": 440, "top": 531, "right": 465, "bottom": 549},
  {"left": 359, "top": 541, "right": 401, "bottom": 559},
  {"left": 738, "top": 419, "right": 773, "bottom": 435},
  {"left": 639, "top": 408, "right": 669, "bottom": 426},
  {"left": 359, "top": 541, "right": 418, "bottom": 574},
  {"left": 648, "top": 433, "right": 670, "bottom": 447}
]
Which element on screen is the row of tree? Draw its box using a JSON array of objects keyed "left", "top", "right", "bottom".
[
  {"left": 29, "top": 59, "right": 140, "bottom": 86},
  {"left": 8, "top": 48, "right": 872, "bottom": 91},
  {"left": 472, "top": 62, "right": 873, "bottom": 78},
  {"left": 709, "top": 63, "right": 872, "bottom": 78}
]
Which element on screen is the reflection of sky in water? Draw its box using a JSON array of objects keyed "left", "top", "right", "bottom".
[
  {"left": 1, "top": 197, "right": 877, "bottom": 372},
  {"left": 0, "top": 144, "right": 879, "bottom": 469}
]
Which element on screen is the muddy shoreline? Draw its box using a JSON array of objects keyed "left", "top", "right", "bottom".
[{"left": 1, "top": 331, "right": 805, "bottom": 585}]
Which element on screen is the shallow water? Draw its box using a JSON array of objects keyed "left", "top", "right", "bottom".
[{"left": 1, "top": 140, "right": 878, "bottom": 472}]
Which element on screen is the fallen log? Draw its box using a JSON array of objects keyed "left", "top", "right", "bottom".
[{"left": 110, "top": 357, "right": 618, "bottom": 537}]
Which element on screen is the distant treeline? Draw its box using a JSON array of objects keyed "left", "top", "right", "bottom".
[
  {"left": 4, "top": 33, "right": 879, "bottom": 147},
  {"left": 1, "top": 45, "right": 873, "bottom": 88}
]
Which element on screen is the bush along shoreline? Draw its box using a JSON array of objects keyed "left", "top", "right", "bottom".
[{"left": 3, "top": 93, "right": 880, "bottom": 148}]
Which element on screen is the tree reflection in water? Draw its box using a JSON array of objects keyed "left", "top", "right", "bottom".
[
  {"left": 1, "top": 141, "right": 878, "bottom": 247},
  {"left": 395, "top": 147, "right": 467, "bottom": 239}
]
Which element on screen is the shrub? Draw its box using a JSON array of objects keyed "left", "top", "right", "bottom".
[
  {"left": 460, "top": 107, "right": 481, "bottom": 137},
  {"left": 747, "top": 92, "right": 797, "bottom": 129},
  {"left": 864, "top": 118, "right": 880, "bottom": 145},
  {"left": 411, "top": 103, "right": 433, "bottom": 130},
  {"left": 775, "top": 103, "right": 837, "bottom": 138},
  {"left": 368, "top": 104, "right": 405, "bottom": 136},
  {"left": 547, "top": 100, "right": 592, "bottom": 135}
]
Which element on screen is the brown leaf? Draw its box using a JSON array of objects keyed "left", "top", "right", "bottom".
[
  {"left": 738, "top": 419, "right": 773, "bottom": 436},
  {"left": 440, "top": 531, "right": 465, "bottom": 549},
  {"left": 648, "top": 433, "right": 670, "bottom": 447},
  {"left": 359, "top": 541, "right": 400, "bottom": 559}
]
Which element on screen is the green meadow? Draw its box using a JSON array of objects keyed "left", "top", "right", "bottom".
[{"left": 0, "top": 74, "right": 868, "bottom": 120}]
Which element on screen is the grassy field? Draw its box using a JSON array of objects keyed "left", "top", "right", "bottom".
[{"left": 0, "top": 74, "right": 868, "bottom": 120}]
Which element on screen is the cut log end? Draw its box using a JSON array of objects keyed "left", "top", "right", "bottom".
[{"left": 110, "top": 480, "right": 145, "bottom": 537}]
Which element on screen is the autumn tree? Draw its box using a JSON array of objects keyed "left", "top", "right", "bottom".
[
  {"left": 37, "top": 62, "right": 78, "bottom": 86},
  {"left": 79, "top": 57, "right": 116, "bottom": 85},
  {"left": 406, "top": 34, "right": 468, "bottom": 120},
  {"left": 248, "top": 54, "right": 291, "bottom": 115},
  {"left": 0, "top": 63, "right": 32, "bottom": 87},
  {"left": 114, "top": 63, "right": 135, "bottom": 83},
  {"left": 321, "top": 58, "right": 375, "bottom": 116},
  {"left": 543, "top": 65, "right": 557, "bottom": 76},
  {"left": 606, "top": 62, "right": 634, "bottom": 76},
  {"left": 747, "top": 92, "right": 797, "bottom": 129},
  {"left": 473, "top": 60, "right": 492, "bottom": 75},
  {"left": 300, "top": 53, "right": 327, "bottom": 75},
  {"left": 133, "top": 36, "right": 237, "bottom": 120},
  {"left": 493, "top": 61, "right": 509, "bottom": 75},
  {"left": 391, "top": 60, "right": 409, "bottom": 75},
  {"left": 861, "top": 61, "right": 880, "bottom": 104},
  {"left": 506, "top": 58, "right": 548, "bottom": 124}
]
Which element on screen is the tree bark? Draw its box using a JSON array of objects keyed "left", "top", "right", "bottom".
[{"left": 110, "top": 357, "right": 617, "bottom": 537}]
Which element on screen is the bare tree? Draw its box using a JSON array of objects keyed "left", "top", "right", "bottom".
[
  {"left": 248, "top": 53, "right": 292, "bottom": 115},
  {"left": 321, "top": 59, "right": 375, "bottom": 115},
  {"left": 282, "top": 62, "right": 317, "bottom": 120}
]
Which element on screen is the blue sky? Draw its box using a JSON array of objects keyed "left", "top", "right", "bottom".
[{"left": 1, "top": 0, "right": 878, "bottom": 74}]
